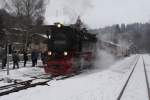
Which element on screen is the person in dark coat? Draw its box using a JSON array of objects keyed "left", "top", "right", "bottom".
[
  {"left": 41, "top": 51, "right": 48, "bottom": 65},
  {"left": 12, "top": 51, "right": 20, "bottom": 69},
  {"left": 23, "top": 49, "right": 28, "bottom": 67},
  {"left": 31, "top": 50, "right": 39, "bottom": 67},
  {"left": 2, "top": 54, "right": 7, "bottom": 69},
  {"left": 1, "top": 48, "right": 7, "bottom": 69}
]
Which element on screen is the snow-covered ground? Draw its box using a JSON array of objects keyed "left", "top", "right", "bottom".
[
  {"left": 0, "top": 54, "right": 149, "bottom": 100},
  {"left": 121, "top": 56, "right": 149, "bottom": 100},
  {"left": 142, "top": 55, "right": 150, "bottom": 91},
  {"left": 0, "top": 60, "right": 45, "bottom": 87}
]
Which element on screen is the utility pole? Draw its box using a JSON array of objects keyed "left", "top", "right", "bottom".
[
  {"left": 3, "top": 42, "right": 11, "bottom": 83},
  {"left": 6, "top": 42, "right": 9, "bottom": 75},
  {"left": 25, "top": 30, "right": 28, "bottom": 50}
]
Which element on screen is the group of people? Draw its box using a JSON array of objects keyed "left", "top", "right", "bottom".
[
  {"left": 1, "top": 49, "right": 48, "bottom": 69},
  {"left": 1, "top": 50, "right": 26, "bottom": 69}
]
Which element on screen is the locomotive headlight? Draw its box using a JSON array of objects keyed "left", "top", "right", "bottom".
[
  {"left": 64, "top": 51, "right": 68, "bottom": 56},
  {"left": 57, "top": 24, "right": 61, "bottom": 28},
  {"left": 48, "top": 35, "right": 51, "bottom": 39},
  {"left": 48, "top": 51, "right": 52, "bottom": 56}
]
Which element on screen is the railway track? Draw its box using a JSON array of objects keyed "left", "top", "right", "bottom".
[
  {"left": 117, "top": 55, "right": 150, "bottom": 100},
  {"left": 142, "top": 56, "right": 150, "bottom": 100},
  {"left": 0, "top": 71, "right": 79, "bottom": 96},
  {"left": 0, "top": 78, "right": 51, "bottom": 96}
]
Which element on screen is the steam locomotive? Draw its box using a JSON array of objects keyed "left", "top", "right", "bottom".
[{"left": 44, "top": 23, "right": 97, "bottom": 76}]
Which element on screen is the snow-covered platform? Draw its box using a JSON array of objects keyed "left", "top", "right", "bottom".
[{"left": 0, "top": 54, "right": 149, "bottom": 100}]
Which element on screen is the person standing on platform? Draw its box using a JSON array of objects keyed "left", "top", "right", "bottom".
[
  {"left": 41, "top": 51, "right": 48, "bottom": 65},
  {"left": 31, "top": 50, "right": 39, "bottom": 67},
  {"left": 12, "top": 51, "right": 20, "bottom": 69},
  {"left": 1, "top": 48, "right": 7, "bottom": 69},
  {"left": 23, "top": 49, "right": 28, "bottom": 67}
]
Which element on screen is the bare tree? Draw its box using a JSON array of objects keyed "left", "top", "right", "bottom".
[{"left": 4, "top": 0, "right": 48, "bottom": 26}]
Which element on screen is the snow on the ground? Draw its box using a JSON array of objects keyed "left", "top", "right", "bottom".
[
  {"left": 121, "top": 56, "right": 149, "bottom": 100},
  {"left": 0, "top": 60, "right": 45, "bottom": 87},
  {"left": 0, "top": 55, "right": 140, "bottom": 100},
  {"left": 142, "top": 54, "right": 150, "bottom": 89}
]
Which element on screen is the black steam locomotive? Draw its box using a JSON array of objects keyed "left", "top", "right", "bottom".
[{"left": 44, "top": 23, "right": 97, "bottom": 76}]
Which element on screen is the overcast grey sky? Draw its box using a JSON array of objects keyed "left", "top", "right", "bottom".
[
  {"left": 45, "top": 0, "right": 150, "bottom": 28},
  {"left": 1, "top": 0, "right": 149, "bottom": 28}
]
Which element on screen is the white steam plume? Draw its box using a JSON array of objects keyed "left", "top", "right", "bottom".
[
  {"left": 94, "top": 48, "right": 116, "bottom": 70},
  {"left": 45, "top": 0, "right": 93, "bottom": 24},
  {"left": 62, "top": 0, "right": 93, "bottom": 22}
]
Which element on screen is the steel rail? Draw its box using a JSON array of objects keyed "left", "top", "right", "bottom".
[
  {"left": 117, "top": 55, "right": 140, "bottom": 100},
  {"left": 142, "top": 56, "right": 150, "bottom": 100}
]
